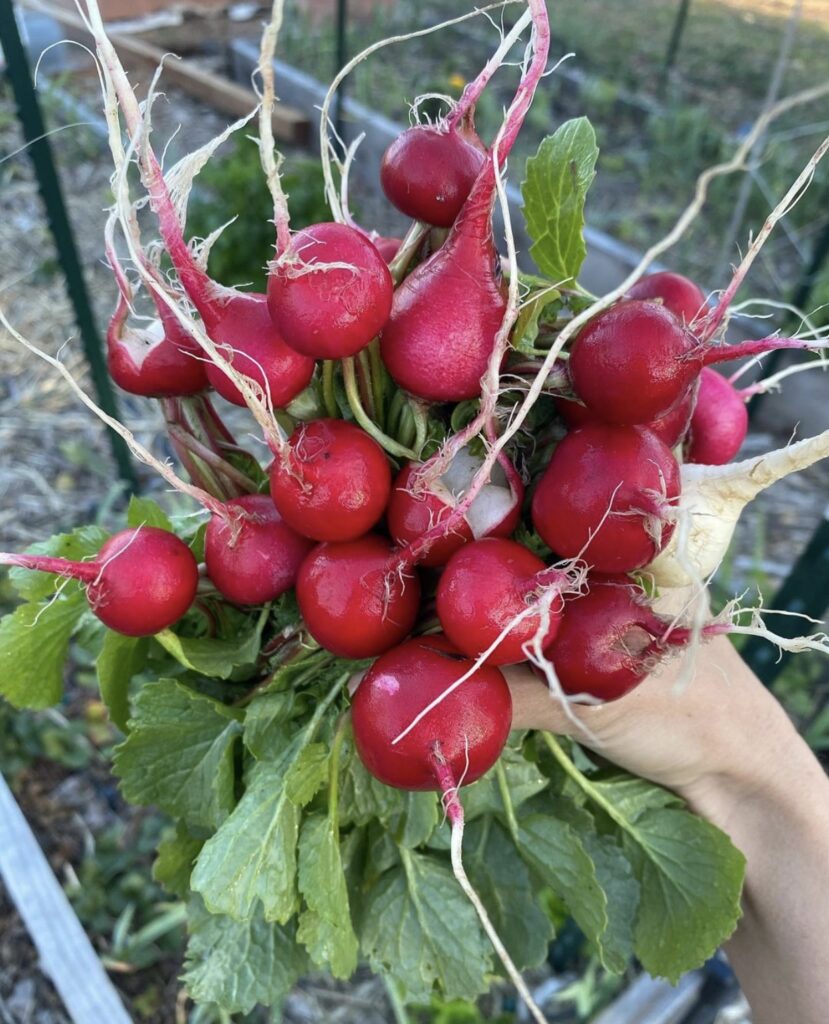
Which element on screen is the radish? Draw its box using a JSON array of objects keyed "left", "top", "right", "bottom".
[
  {"left": 379, "top": 1, "right": 551, "bottom": 402},
  {"left": 380, "top": 123, "right": 485, "bottom": 228},
  {"left": 368, "top": 233, "right": 402, "bottom": 263},
  {"left": 555, "top": 386, "right": 696, "bottom": 449},
  {"left": 569, "top": 299, "right": 825, "bottom": 426},
  {"left": 106, "top": 292, "right": 208, "bottom": 398},
  {"left": 686, "top": 367, "right": 748, "bottom": 465},
  {"left": 0, "top": 528, "right": 198, "bottom": 637},
  {"left": 296, "top": 535, "right": 420, "bottom": 659},
  {"left": 269, "top": 418, "right": 392, "bottom": 542},
  {"left": 204, "top": 495, "right": 313, "bottom": 606},
  {"left": 626, "top": 270, "right": 708, "bottom": 325},
  {"left": 647, "top": 429, "right": 829, "bottom": 588},
  {"left": 545, "top": 579, "right": 684, "bottom": 701},
  {"left": 266, "top": 222, "right": 394, "bottom": 360},
  {"left": 531, "top": 424, "right": 681, "bottom": 573},
  {"left": 436, "top": 538, "right": 567, "bottom": 666},
  {"left": 388, "top": 451, "right": 523, "bottom": 567}
]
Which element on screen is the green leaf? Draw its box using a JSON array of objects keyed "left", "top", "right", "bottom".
[
  {"left": 389, "top": 792, "right": 439, "bottom": 849},
  {"left": 339, "top": 742, "right": 406, "bottom": 826},
  {"left": 184, "top": 896, "right": 308, "bottom": 1015},
  {"left": 590, "top": 771, "right": 684, "bottom": 820},
  {"left": 7, "top": 526, "right": 107, "bottom": 601},
  {"left": 113, "top": 680, "right": 242, "bottom": 829},
  {"left": 243, "top": 689, "right": 297, "bottom": 760},
  {"left": 155, "top": 609, "right": 266, "bottom": 679},
  {"left": 466, "top": 819, "right": 554, "bottom": 971},
  {"left": 126, "top": 496, "right": 173, "bottom": 532},
  {"left": 0, "top": 591, "right": 86, "bottom": 708},
  {"left": 191, "top": 750, "right": 301, "bottom": 922},
  {"left": 296, "top": 814, "right": 358, "bottom": 978},
  {"left": 462, "top": 745, "right": 549, "bottom": 822},
  {"left": 517, "top": 814, "right": 608, "bottom": 959},
  {"left": 625, "top": 809, "right": 745, "bottom": 982},
  {"left": 285, "top": 743, "right": 330, "bottom": 806},
  {"left": 361, "top": 849, "right": 491, "bottom": 1004},
  {"left": 96, "top": 632, "right": 148, "bottom": 732},
  {"left": 522, "top": 117, "right": 598, "bottom": 285},
  {"left": 513, "top": 288, "right": 561, "bottom": 354},
  {"left": 582, "top": 834, "right": 639, "bottom": 973},
  {"left": 154, "top": 824, "right": 204, "bottom": 899}
]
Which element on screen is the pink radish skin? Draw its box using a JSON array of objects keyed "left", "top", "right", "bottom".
[
  {"left": 269, "top": 419, "right": 392, "bottom": 542},
  {"left": 531, "top": 424, "right": 681, "bottom": 573},
  {"left": 380, "top": 124, "right": 486, "bottom": 228},
  {"left": 0, "top": 528, "right": 198, "bottom": 637},
  {"left": 204, "top": 495, "right": 313, "bottom": 605},
  {"left": 296, "top": 535, "right": 420, "bottom": 659},
  {"left": 267, "top": 222, "right": 394, "bottom": 360},
  {"left": 436, "top": 538, "right": 565, "bottom": 665},
  {"left": 352, "top": 634, "right": 511, "bottom": 790},
  {"left": 686, "top": 367, "right": 748, "bottom": 465},
  {"left": 627, "top": 271, "right": 708, "bottom": 325},
  {"left": 555, "top": 386, "right": 696, "bottom": 449},
  {"left": 369, "top": 234, "right": 403, "bottom": 263}
]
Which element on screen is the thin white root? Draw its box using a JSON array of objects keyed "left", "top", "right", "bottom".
[
  {"left": 449, "top": 820, "right": 550, "bottom": 1024},
  {"left": 717, "top": 598, "right": 829, "bottom": 656},
  {"left": 256, "top": 0, "right": 292, "bottom": 252}
]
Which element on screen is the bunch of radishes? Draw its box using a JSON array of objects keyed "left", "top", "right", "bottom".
[{"left": 2, "top": 0, "right": 829, "bottom": 1017}]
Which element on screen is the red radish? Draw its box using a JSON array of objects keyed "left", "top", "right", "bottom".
[
  {"left": 0, "top": 528, "right": 198, "bottom": 637},
  {"left": 204, "top": 495, "right": 312, "bottom": 605},
  {"left": 546, "top": 580, "right": 681, "bottom": 701},
  {"left": 352, "top": 634, "right": 511, "bottom": 789},
  {"left": 555, "top": 386, "right": 696, "bottom": 449},
  {"left": 107, "top": 293, "right": 208, "bottom": 398},
  {"left": 436, "top": 538, "right": 565, "bottom": 665},
  {"left": 627, "top": 270, "right": 708, "bottom": 325},
  {"left": 531, "top": 424, "right": 681, "bottom": 573},
  {"left": 203, "top": 292, "right": 314, "bottom": 409},
  {"left": 686, "top": 367, "right": 748, "bottom": 465},
  {"left": 389, "top": 449, "right": 523, "bottom": 568},
  {"left": 296, "top": 535, "right": 420, "bottom": 659},
  {"left": 369, "top": 234, "right": 403, "bottom": 263},
  {"left": 269, "top": 418, "right": 392, "bottom": 542},
  {"left": 380, "top": 124, "right": 486, "bottom": 227},
  {"left": 267, "top": 222, "right": 393, "bottom": 360}
]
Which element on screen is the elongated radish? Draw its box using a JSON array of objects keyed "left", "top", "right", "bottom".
[
  {"left": 647, "top": 429, "right": 829, "bottom": 587},
  {"left": 269, "top": 418, "right": 392, "bottom": 542},
  {"left": 626, "top": 270, "right": 708, "bottom": 325},
  {"left": 388, "top": 450, "right": 523, "bottom": 567},
  {"left": 436, "top": 538, "right": 567, "bottom": 665},
  {"left": 296, "top": 535, "right": 420, "bottom": 659},
  {"left": 531, "top": 424, "right": 681, "bottom": 573},
  {"left": 0, "top": 528, "right": 198, "bottom": 637},
  {"left": 267, "top": 222, "right": 394, "bottom": 359},
  {"left": 686, "top": 367, "right": 748, "bottom": 465},
  {"left": 204, "top": 495, "right": 312, "bottom": 605}
]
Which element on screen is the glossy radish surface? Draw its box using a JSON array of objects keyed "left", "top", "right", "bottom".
[
  {"left": 627, "top": 271, "right": 708, "bottom": 325},
  {"left": 296, "top": 535, "right": 420, "bottom": 659},
  {"left": 437, "top": 538, "right": 563, "bottom": 665},
  {"left": 380, "top": 124, "right": 486, "bottom": 227},
  {"left": 204, "top": 292, "right": 314, "bottom": 408},
  {"left": 569, "top": 300, "right": 700, "bottom": 425},
  {"left": 204, "top": 495, "right": 313, "bottom": 605},
  {"left": 555, "top": 386, "right": 696, "bottom": 449},
  {"left": 270, "top": 419, "right": 392, "bottom": 542},
  {"left": 267, "top": 222, "right": 394, "bottom": 359},
  {"left": 686, "top": 367, "right": 748, "bottom": 465},
  {"left": 531, "top": 424, "right": 681, "bottom": 573},
  {"left": 351, "top": 635, "right": 511, "bottom": 789}
]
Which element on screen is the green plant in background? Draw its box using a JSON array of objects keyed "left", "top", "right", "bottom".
[{"left": 187, "top": 138, "right": 331, "bottom": 292}]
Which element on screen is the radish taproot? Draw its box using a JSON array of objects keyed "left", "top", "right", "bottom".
[
  {"left": 531, "top": 423, "right": 681, "bottom": 573},
  {"left": 269, "top": 418, "right": 392, "bottom": 542},
  {"left": 0, "top": 528, "right": 198, "bottom": 636}
]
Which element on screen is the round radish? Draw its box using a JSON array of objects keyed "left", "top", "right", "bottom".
[
  {"left": 204, "top": 495, "right": 313, "bottom": 605},
  {"left": 1, "top": 527, "right": 198, "bottom": 637},
  {"left": 369, "top": 234, "right": 403, "bottom": 262},
  {"left": 380, "top": 124, "right": 485, "bottom": 227},
  {"left": 267, "top": 222, "right": 393, "bottom": 360},
  {"left": 204, "top": 293, "right": 314, "bottom": 409},
  {"left": 296, "top": 535, "right": 420, "bottom": 659},
  {"left": 531, "top": 424, "right": 681, "bottom": 573},
  {"left": 627, "top": 271, "right": 708, "bottom": 325},
  {"left": 351, "top": 634, "right": 511, "bottom": 789},
  {"left": 436, "top": 538, "right": 564, "bottom": 665},
  {"left": 269, "top": 419, "right": 392, "bottom": 542},
  {"left": 555, "top": 386, "right": 696, "bottom": 449},
  {"left": 686, "top": 367, "right": 748, "bottom": 465},
  {"left": 388, "top": 449, "right": 523, "bottom": 567}
]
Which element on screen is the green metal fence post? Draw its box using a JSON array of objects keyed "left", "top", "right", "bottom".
[
  {"left": 0, "top": 0, "right": 137, "bottom": 489},
  {"left": 659, "top": 0, "right": 692, "bottom": 98}
]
